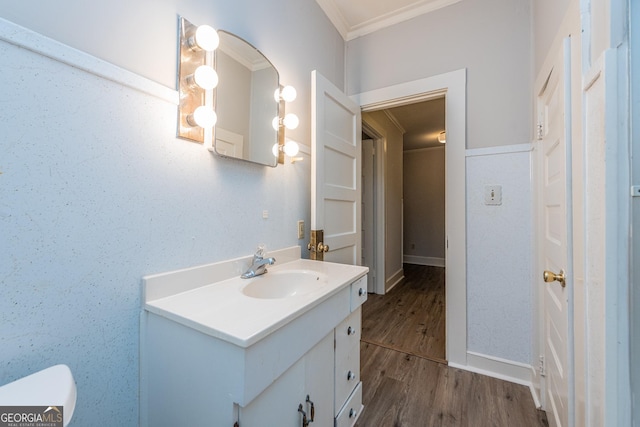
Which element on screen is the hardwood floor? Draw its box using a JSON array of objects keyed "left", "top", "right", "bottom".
[
  {"left": 355, "top": 343, "right": 548, "bottom": 426},
  {"left": 362, "top": 264, "right": 445, "bottom": 362},
  {"left": 357, "top": 264, "right": 548, "bottom": 426}
]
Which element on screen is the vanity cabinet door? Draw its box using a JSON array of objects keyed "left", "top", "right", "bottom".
[
  {"left": 334, "top": 308, "right": 362, "bottom": 415},
  {"left": 238, "top": 333, "right": 333, "bottom": 427}
]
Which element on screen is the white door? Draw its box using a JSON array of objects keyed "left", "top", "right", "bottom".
[
  {"left": 310, "top": 70, "right": 362, "bottom": 264},
  {"left": 361, "top": 139, "right": 375, "bottom": 287},
  {"left": 537, "top": 38, "right": 574, "bottom": 427}
]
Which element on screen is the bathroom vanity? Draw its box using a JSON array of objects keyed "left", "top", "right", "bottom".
[{"left": 140, "top": 246, "right": 368, "bottom": 427}]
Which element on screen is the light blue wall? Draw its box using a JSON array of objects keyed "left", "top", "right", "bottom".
[
  {"left": 0, "top": 1, "right": 343, "bottom": 425},
  {"left": 347, "top": 0, "right": 535, "bottom": 366},
  {"left": 346, "top": 0, "right": 532, "bottom": 151},
  {"left": 466, "top": 147, "right": 533, "bottom": 363}
]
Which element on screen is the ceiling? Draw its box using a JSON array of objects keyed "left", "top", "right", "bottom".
[
  {"left": 381, "top": 97, "right": 446, "bottom": 151},
  {"left": 314, "top": 0, "right": 461, "bottom": 40}
]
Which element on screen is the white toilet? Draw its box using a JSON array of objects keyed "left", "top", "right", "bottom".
[{"left": 0, "top": 364, "right": 77, "bottom": 426}]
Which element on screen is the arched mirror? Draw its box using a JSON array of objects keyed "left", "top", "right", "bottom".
[{"left": 213, "top": 31, "right": 279, "bottom": 167}]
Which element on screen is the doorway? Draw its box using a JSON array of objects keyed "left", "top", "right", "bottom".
[
  {"left": 360, "top": 97, "right": 447, "bottom": 362},
  {"left": 352, "top": 69, "right": 466, "bottom": 366}
]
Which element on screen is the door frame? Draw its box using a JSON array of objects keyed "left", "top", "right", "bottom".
[
  {"left": 361, "top": 124, "right": 386, "bottom": 295},
  {"left": 351, "top": 68, "right": 467, "bottom": 366}
]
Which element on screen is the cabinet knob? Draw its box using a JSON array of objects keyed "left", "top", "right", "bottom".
[
  {"left": 347, "top": 370, "right": 356, "bottom": 381},
  {"left": 358, "top": 288, "right": 365, "bottom": 296},
  {"left": 347, "top": 326, "right": 356, "bottom": 336},
  {"left": 349, "top": 408, "right": 357, "bottom": 419}
]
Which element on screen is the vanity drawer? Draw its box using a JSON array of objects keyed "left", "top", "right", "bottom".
[
  {"left": 335, "top": 382, "right": 363, "bottom": 427},
  {"left": 350, "top": 276, "right": 367, "bottom": 311},
  {"left": 334, "top": 308, "right": 361, "bottom": 413}
]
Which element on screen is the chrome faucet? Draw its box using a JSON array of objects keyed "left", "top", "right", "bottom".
[{"left": 241, "top": 247, "right": 276, "bottom": 278}]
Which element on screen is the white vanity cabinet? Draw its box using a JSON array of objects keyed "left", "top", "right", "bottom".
[
  {"left": 140, "top": 249, "right": 368, "bottom": 427},
  {"left": 238, "top": 332, "right": 334, "bottom": 426},
  {"left": 334, "top": 274, "right": 367, "bottom": 427}
]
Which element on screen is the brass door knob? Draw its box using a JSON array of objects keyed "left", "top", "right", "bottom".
[
  {"left": 317, "top": 242, "right": 329, "bottom": 253},
  {"left": 543, "top": 269, "right": 566, "bottom": 288}
]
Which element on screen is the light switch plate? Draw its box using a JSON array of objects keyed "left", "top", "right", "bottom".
[
  {"left": 297, "top": 220, "right": 305, "bottom": 239},
  {"left": 484, "top": 185, "right": 502, "bottom": 205}
]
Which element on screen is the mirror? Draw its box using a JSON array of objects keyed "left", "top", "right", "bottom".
[{"left": 214, "top": 31, "right": 280, "bottom": 167}]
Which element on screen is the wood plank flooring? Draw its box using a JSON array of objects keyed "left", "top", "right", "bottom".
[
  {"left": 355, "top": 343, "right": 549, "bottom": 426},
  {"left": 356, "top": 264, "right": 548, "bottom": 426},
  {"left": 362, "top": 264, "right": 446, "bottom": 362}
]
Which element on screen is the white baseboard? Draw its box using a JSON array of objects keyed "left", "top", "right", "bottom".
[
  {"left": 403, "top": 255, "right": 445, "bottom": 267},
  {"left": 385, "top": 268, "right": 404, "bottom": 293},
  {"left": 449, "top": 351, "right": 537, "bottom": 406}
]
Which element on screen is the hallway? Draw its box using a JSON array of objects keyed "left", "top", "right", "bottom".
[
  {"left": 361, "top": 264, "right": 446, "bottom": 361},
  {"left": 356, "top": 265, "right": 548, "bottom": 426}
]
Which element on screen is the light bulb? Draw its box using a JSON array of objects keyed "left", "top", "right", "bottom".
[
  {"left": 283, "top": 113, "right": 299, "bottom": 130},
  {"left": 274, "top": 88, "right": 281, "bottom": 102},
  {"left": 191, "top": 25, "right": 220, "bottom": 51},
  {"left": 284, "top": 140, "right": 299, "bottom": 157},
  {"left": 281, "top": 85, "right": 297, "bottom": 102},
  {"left": 272, "top": 143, "right": 280, "bottom": 157},
  {"left": 192, "top": 65, "right": 218, "bottom": 90},
  {"left": 272, "top": 116, "right": 281, "bottom": 131},
  {"left": 189, "top": 106, "right": 217, "bottom": 128}
]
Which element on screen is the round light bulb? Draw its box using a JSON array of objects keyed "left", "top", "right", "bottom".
[
  {"left": 272, "top": 143, "right": 280, "bottom": 157},
  {"left": 194, "top": 25, "right": 219, "bottom": 51},
  {"left": 284, "top": 140, "right": 299, "bottom": 157},
  {"left": 191, "top": 106, "right": 217, "bottom": 128},
  {"left": 272, "top": 116, "right": 280, "bottom": 131},
  {"left": 283, "top": 113, "right": 299, "bottom": 130},
  {"left": 193, "top": 66, "right": 218, "bottom": 90},
  {"left": 274, "top": 88, "right": 281, "bottom": 102},
  {"left": 281, "top": 85, "right": 297, "bottom": 102}
]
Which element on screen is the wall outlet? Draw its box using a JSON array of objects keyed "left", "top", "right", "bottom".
[
  {"left": 484, "top": 185, "right": 502, "bottom": 205},
  {"left": 297, "top": 220, "right": 305, "bottom": 239}
]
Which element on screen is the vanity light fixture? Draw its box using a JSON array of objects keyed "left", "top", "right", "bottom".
[
  {"left": 188, "top": 106, "right": 217, "bottom": 128},
  {"left": 281, "top": 85, "right": 297, "bottom": 103},
  {"left": 273, "top": 84, "right": 299, "bottom": 164},
  {"left": 272, "top": 114, "right": 300, "bottom": 131},
  {"left": 283, "top": 113, "right": 299, "bottom": 130},
  {"left": 177, "top": 17, "right": 219, "bottom": 143},
  {"left": 186, "top": 65, "right": 219, "bottom": 91},
  {"left": 272, "top": 140, "right": 301, "bottom": 163},
  {"left": 187, "top": 25, "right": 219, "bottom": 51},
  {"left": 274, "top": 85, "right": 297, "bottom": 103},
  {"left": 438, "top": 131, "right": 446, "bottom": 143}
]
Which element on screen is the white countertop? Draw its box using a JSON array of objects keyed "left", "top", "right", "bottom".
[{"left": 144, "top": 257, "right": 368, "bottom": 348}]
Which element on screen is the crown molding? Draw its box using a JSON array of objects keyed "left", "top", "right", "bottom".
[{"left": 315, "top": 0, "right": 462, "bottom": 41}]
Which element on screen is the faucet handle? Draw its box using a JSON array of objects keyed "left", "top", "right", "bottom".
[{"left": 255, "top": 244, "right": 266, "bottom": 258}]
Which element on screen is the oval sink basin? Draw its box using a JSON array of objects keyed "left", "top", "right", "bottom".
[{"left": 241, "top": 269, "right": 327, "bottom": 299}]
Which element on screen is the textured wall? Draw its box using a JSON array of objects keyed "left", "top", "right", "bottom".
[
  {"left": 0, "top": 0, "right": 343, "bottom": 423},
  {"left": 466, "top": 146, "right": 533, "bottom": 363}
]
